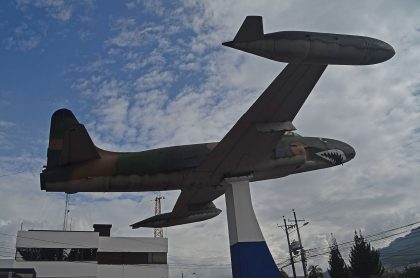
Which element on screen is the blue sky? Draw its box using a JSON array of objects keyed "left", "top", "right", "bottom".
[
  {"left": 0, "top": 1, "right": 207, "bottom": 157},
  {"left": 0, "top": 1, "right": 420, "bottom": 277}
]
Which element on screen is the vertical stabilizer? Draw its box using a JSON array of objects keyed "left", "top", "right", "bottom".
[
  {"left": 233, "top": 16, "right": 263, "bottom": 42},
  {"left": 47, "top": 109, "right": 99, "bottom": 167}
]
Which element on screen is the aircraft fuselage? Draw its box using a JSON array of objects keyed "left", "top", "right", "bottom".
[{"left": 40, "top": 133, "right": 355, "bottom": 193}]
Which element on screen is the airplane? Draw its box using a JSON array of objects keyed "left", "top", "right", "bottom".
[{"left": 40, "top": 16, "right": 394, "bottom": 229}]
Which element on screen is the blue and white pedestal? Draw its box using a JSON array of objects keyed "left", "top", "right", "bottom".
[{"left": 224, "top": 177, "right": 283, "bottom": 278}]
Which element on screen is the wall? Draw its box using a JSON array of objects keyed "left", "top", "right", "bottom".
[
  {"left": 98, "top": 237, "right": 168, "bottom": 252},
  {"left": 14, "top": 261, "right": 97, "bottom": 278},
  {"left": 97, "top": 264, "right": 169, "bottom": 278},
  {"left": 16, "top": 231, "right": 99, "bottom": 248}
]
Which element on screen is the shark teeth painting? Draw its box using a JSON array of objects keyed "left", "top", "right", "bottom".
[{"left": 316, "top": 149, "right": 347, "bottom": 165}]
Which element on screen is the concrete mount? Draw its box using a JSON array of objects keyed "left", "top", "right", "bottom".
[{"left": 224, "top": 177, "right": 283, "bottom": 278}]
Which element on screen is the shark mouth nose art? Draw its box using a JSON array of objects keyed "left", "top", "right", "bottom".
[{"left": 316, "top": 149, "right": 347, "bottom": 165}]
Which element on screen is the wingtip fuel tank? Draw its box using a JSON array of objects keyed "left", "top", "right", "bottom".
[{"left": 223, "top": 16, "right": 395, "bottom": 65}]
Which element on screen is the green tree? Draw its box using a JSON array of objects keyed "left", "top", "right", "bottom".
[
  {"left": 382, "top": 270, "right": 401, "bottom": 278},
  {"left": 280, "top": 269, "right": 289, "bottom": 278},
  {"left": 349, "top": 231, "right": 385, "bottom": 278},
  {"left": 402, "top": 266, "right": 420, "bottom": 278},
  {"left": 328, "top": 235, "right": 350, "bottom": 278},
  {"left": 383, "top": 266, "right": 420, "bottom": 278},
  {"left": 308, "top": 265, "right": 323, "bottom": 278}
]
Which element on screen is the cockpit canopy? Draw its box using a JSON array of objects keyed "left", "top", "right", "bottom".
[{"left": 284, "top": 131, "right": 301, "bottom": 137}]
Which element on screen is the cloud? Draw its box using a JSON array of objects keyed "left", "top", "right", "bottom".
[
  {"left": 3, "top": 23, "right": 42, "bottom": 51},
  {"left": 16, "top": 0, "right": 74, "bottom": 22},
  {"left": 107, "top": 18, "right": 167, "bottom": 48},
  {"left": 135, "top": 70, "right": 175, "bottom": 91},
  {"left": 123, "top": 51, "right": 166, "bottom": 72},
  {"left": 67, "top": 0, "right": 420, "bottom": 265},
  {"left": 125, "top": 0, "right": 166, "bottom": 16},
  {"left": 3, "top": 0, "right": 96, "bottom": 51},
  {"left": 97, "top": 2, "right": 419, "bottom": 275},
  {"left": 4, "top": 36, "right": 41, "bottom": 51},
  {"left": 0, "top": 121, "right": 17, "bottom": 150},
  {"left": 1, "top": 1, "right": 420, "bottom": 277},
  {"left": 0, "top": 121, "right": 15, "bottom": 129}
]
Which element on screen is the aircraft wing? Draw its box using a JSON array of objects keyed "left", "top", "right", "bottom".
[
  {"left": 132, "top": 63, "right": 327, "bottom": 228},
  {"left": 196, "top": 62, "right": 327, "bottom": 177},
  {"left": 131, "top": 188, "right": 224, "bottom": 228}
]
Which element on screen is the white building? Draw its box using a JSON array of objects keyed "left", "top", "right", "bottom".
[{"left": 1, "top": 224, "right": 168, "bottom": 278}]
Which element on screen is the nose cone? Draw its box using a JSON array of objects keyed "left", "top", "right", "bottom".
[
  {"left": 315, "top": 139, "right": 356, "bottom": 166},
  {"left": 364, "top": 37, "right": 395, "bottom": 64},
  {"left": 327, "top": 140, "right": 356, "bottom": 163},
  {"left": 342, "top": 143, "right": 356, "bottom": 162},
  {"left": 383, "top": 41, "right": 395, "bottom": 58}
]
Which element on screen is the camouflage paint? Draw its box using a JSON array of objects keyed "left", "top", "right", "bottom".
[{"left": 40, "top": 111, "right": 355, "bottom": 193}]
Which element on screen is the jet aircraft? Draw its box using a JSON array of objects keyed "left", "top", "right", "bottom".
[{"left": 40, "top": 16, "right": 394, "bottom": 228}]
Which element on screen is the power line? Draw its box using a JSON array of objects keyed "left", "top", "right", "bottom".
[
  {"left": 280, "top": 227, "right": 419, "bottom": 268},
  {"left": 305, "top": 220, "right": 420, "bottom": 255},
  {"left": 279, "top": 222, "right": 420, "bottom": 268},
  {"left": 319, "top": 229, "right": 415, "bottom": 257},
  {"left": 1, "top": 220, "right": 419, "bottom": 270}
]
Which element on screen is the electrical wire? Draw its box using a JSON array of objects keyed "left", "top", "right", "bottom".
[
  {"left": 305, "top": 221, "right": 420, "bottom": 255},
  {"left": 1, "top": 220, "right": 419, "bottom": 270},
  {"left": 279, "top": 223, "right": 420, "bottom": 268}
]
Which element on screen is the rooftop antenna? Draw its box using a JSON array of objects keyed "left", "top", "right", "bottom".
[
  {"left": 154, "top": 192, "right": 165, "bottom": 238},
  {"left": 63, "top": 193, "right": 70, "bottom": 231}
]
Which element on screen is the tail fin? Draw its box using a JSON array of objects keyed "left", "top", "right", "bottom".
[
  {"left": 47, "top": 109, "right": 99, "bottom": 167},
  {"left": 233, "top": 16, "right": 264, "bottom": 42}
]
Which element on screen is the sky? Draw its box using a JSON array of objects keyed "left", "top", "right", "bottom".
[{"left": 0, "top": 0, "right": 419, "bottom": 277}]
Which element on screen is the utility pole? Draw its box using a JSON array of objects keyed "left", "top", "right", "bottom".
[
  {"left": 292, "top": 209, "right": 308, "bottom": 278},
  {"left": 283, "top": 216, "right": 297, "bottom": 278},
  {"left": 154, "top": 193, "right": 165, "bottom": 238},
  {"left": 63, "top": 193, "right": 70, "bottom": 231}
]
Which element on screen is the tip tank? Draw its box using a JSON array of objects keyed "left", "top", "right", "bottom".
[{"left": 224, "top": 16, "right": 395, "bottom": 65}]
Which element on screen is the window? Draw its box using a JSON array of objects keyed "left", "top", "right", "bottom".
[
  {"left": 0, "top": 268, "right": 36, "bottom": 278},
  {"left": 284, "top": 131, "right": 301, "bottom": 137},
  {"left": 97, "top": 252, "right": 167, "bottom": 265},
  {"left": 15, "top": 248, "right": 97, "bottom": 261}
]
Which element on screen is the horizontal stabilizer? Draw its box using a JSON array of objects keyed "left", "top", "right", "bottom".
[
  {"left": 131, "top": 202, "right": 222, "bottom": 228},
  {"left": 233, "top": 16, "right": 263, "bottom": 42}
]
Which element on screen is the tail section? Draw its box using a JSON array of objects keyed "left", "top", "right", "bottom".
[
  {"left": 47, "top": 109, "right": 99, "bottom": 167},
  {"left": 233, "top": 16, "right": 263, "bottom": 42}
]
